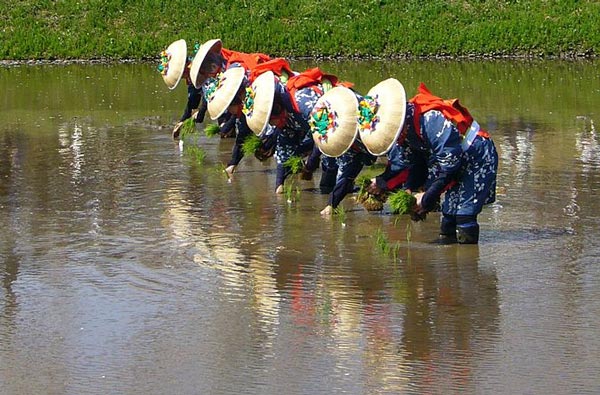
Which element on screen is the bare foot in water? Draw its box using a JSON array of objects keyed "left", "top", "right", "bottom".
[
  {"left": 320, "top": 205, "right": 333, "bottom": 216},
  {"left": 225, "top": 165, "right": 236, "bottom": 178}
]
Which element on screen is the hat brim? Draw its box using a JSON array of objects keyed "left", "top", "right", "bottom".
[
  {"left": 206, "top": 67, "right": 246, "bottom": 120},
  {"left": 310, "top": 86, "right": 359, "bottom": 157},
  {"left": 244, "top": 71, "right": 275, "bottom": 136},
  {"left": 161, "top": 39, "right": 187, "bottom": 90},
  {"left": 359, "top": 78, "right": 407, "bottom": 156},
  {"left": 189, "top": 39, "right": 223, "bottom": 89}
]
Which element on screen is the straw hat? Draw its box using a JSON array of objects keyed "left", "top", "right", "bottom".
[
  {"left": 309, "top": 86, "right": 360, "bottom": 157},
  {"left": 204, "top": 66, "right": 247, "bottom": 120},
  {"left": 358, "top": 78, "right": 407, "bottom": 156},
  {"left": 243, "top": 71, "right": 276, "bottom": 136},
  {"left": 157, "top": 39, "right": 187, "bottom": 90},
  {"left": 189, "top": 39, "right": 223, "bottom": 89}
]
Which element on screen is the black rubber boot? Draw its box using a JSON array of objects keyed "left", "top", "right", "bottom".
[
  {"left": 457, "top": 224, "right": 480, "bottom": 244},
  {"left": 438, "top": 214, "right": 457, "bottom": 244}
]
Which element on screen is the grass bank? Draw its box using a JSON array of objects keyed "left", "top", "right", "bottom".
[{"left": 1, "top": 0, "right": 598, "bottom": 60}]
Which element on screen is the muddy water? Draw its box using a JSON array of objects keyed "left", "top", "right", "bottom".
[{"left": 0, "top": 60, "right": 599, "bottom": 394}]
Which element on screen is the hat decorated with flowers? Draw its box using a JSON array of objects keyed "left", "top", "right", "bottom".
[
  {"left": 309, "top": 86, "right": 360, "bottom": 157},
  {"left": 243, "top": 71, "right": 276, "bottom": 136},
  {"left": 204, "top": 66, "right": 247, "bottom": 120},
  {"left": 157, "top": 39, "right": 187, "bottom": 90},
  {"left": 189, "top": 39, "right": 223, "bottom": 89},
  {"left": 358, "top": 78, "right": 407, "bottom": 156}
]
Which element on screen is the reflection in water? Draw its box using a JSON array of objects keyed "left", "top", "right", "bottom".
[
  {"left": 1, "top": 60, "right": 600, "bottom": 394},
  {"left": 495, "top": 118, "right": 537, "bottom": 189},
  {"left": 575, "top": 116, "right": 599, "bottom": 174}
]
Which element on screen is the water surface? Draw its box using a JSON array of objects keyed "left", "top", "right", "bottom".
[{"left": 0, "top": 59, "right": 599, "bottom": 394}]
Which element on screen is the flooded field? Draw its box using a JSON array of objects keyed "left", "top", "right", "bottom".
[{"left": 0, "top": 59, "right": 599, "bottom": 394}]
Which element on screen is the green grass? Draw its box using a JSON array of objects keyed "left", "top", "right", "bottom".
[{"left": 1, "top": 0, "right": 598, "bottom": 60}]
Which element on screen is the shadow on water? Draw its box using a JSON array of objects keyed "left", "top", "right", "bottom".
[{"left": 1, "top": 59, "right": 600, "bottom": 394}]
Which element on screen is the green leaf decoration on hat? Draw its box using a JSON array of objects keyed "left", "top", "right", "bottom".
[
  {"left": 358, "top": 95, "right": 380, "bottom": 133},
  {"left": 186, "top": 42, "right": 200, "bottom": 64},
  {"left": 203, "top": 73, "right": 225, "bottom": 102},
  {"left": 242, "top": 86, "right": 255, "bottom": 117},
  {"left": 185, "top": 43, "right": 200, "bottom": 69},
  {"left": 157, "top": 50, "right": 170, "bottom": 75},
  {"left": 309, "top": 101, "right": 337, "bottom": 142}
]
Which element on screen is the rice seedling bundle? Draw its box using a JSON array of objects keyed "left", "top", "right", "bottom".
[
  {"left": 283, "top": 156, "right": 304, "bottom": 174},
  {"left": 388, "top": 190, "right": 417, "bottom": 215},
  {"left": 204, "top": 123, "right": 220, "bottom": 137},
  {"left": 241, "top": 134, "right": 263, "bottom": 156},
  {"left": 179, "top": 117, "right": 197, "bottom": 138}
]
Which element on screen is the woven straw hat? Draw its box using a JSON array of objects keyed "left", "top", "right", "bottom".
[
  {"left": 189, "top": 39, "right": 223, "bottom": 89},
  {"left": 309, "top": 86, "right": 360, "bottom": 157},
  {"left": 204, "top": 66, "right": 246, "bottom": 120},
  {"left": 243, "top": 71, "right": 276, "bottom": 136},
  {"left": 358, "top": 78, "right": 407, "bottom": 156},
  {"left": 157, "top": 39, "right": 187, "bottom": 90}
]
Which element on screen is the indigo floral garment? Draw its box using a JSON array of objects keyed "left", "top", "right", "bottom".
[
  {"left": 327, "top": 139, "right": 376, "bottom": 207},
  {"left": 294, "top": 85, "right": 324, "bottom": 166},
  {"left": 404, "top": 107, "right": 498, "bottom": 216},
  {"left": 443, "top": 135, "right": 498, "bottom": 215},
  {"left": 275, "top": 84, "right": 319, "bottom": 164},
  {"left": 274, "top": 111, "right": 309, "bottom": 165},
  {"left": 294, "top": 86, "right": 322, "bottom": 122},
  {"left": 335, "top": 139, "right": 376, "bottom": 181}
]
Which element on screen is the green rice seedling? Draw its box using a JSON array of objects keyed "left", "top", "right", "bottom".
[
  {"left": 333, "top": 206, "right": 347, "bottom": 225},
  {"left": 241, "top": 134, "right": 262, "bottom": 156},
  {"left": 375, "top": 227, "right": 390, "bottom": 255},
  {"left": 356, "top": 175, "right": 372, "bottom": 204},
  {"left": 390, "top": 242, "right": 401, "bottom": 262},
  {"left": 283, "top": 180, "right": 301, "bottom": 203},
  {"left": 215, "top": 162, "right": 226, "bottom": 175},
  {"left": 388, "top": 190, "right": 417, "bottom": 215},
  {"left": 183, "top": 143, "right": 206, "bottom": 164},
  {"left": 283, "top": 155, "right": 304, "bottom": 175},
  {"left": 179, "top": 117, "right": 197, "bottom": 139},
  {"left": 204, "top": 123, "right": 220, "bottom": 138}
]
